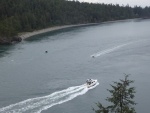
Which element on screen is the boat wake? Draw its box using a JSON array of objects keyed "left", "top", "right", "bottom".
[
  {"left": 91, "top": 43, "right": 132, "bottom": 58},
  {"left": 0, "top": 82, "right": 99, "bottom": 113}
]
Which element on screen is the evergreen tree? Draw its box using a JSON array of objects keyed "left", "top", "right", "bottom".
[{"left": 93, "top": 75, "right": 136, "bottom": 113}]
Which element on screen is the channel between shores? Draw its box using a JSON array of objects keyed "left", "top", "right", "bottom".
[{"left": 19, "top": 18, "right": 141, "bottom": 40}]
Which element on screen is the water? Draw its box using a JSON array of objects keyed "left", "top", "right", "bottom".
[
  {"left": 0, "top": 19, "right": 150, "bottom": 113},
  {"left": 0, "top": 83, "right": 99, "bottom": 113}
]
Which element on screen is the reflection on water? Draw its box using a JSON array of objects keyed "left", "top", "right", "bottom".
[{"left": 0, "top": 45, "right": 12, "bottom": 58}]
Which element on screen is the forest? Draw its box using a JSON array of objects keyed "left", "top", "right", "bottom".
[{"left": 0, "top": 0, "right": 150, "bottom": 44}]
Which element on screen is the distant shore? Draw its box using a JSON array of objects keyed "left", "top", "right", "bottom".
[
  {"left": 19, "top": 18, "right": 142, "bottom": 40},
  {"left": 19, "top": 23, "right": 99, "bottom": 40}
]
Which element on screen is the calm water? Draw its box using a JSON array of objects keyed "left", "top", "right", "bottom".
[{"left": 0, "top": 19, "right": 150, "bottom": 113}]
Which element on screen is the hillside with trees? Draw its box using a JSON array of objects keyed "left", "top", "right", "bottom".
[{"left": 0, "top": 0, "right": 150, "bottom": 44}]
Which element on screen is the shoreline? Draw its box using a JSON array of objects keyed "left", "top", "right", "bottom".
[
  {"left": 19, "top": 18, "right": 142, "bottom": 40},
  {"left": 19, "top": 23, "right": 99, "bottom": 40}
]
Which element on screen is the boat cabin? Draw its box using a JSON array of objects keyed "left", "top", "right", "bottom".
[{"left": 86, "top": 79, "right": 92, "bottom": 85}]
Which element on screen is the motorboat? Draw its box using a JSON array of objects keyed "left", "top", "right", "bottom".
[{"left": 86, "top": 79, "right": 97, "bottom": 88}]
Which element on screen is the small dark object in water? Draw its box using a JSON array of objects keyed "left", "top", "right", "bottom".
[
  {"left": 92, "top": 56, "right": 95, "bottom": 58},
  {"left": 45, "top": 51, "right": 48, "bottom": 53}
]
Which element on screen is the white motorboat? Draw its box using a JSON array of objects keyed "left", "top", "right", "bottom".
[{"left": 86, "top": 79, "right": 97, "bottom": 88}]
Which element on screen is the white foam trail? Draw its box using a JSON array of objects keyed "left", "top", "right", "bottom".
[
  {"left": 0, "top": 82, "right": 99, "bottom": 113},
  {"left": 91, "top": 43, "right": 132, "bottom": 58}
]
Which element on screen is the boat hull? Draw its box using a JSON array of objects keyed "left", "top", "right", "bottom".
[{"left": 87, "top": 79, "right": 97, "bottom": 88}]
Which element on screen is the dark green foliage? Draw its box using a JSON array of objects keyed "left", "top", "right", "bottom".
[
  {"left": 93, "top": 102, "right": 109, "bottom": 113},
  {"left": 0, "top": 0, "right": 150, "bottom": 40},
  {"left": 93, "top": 75, "right": 136, "bottom": 113}
]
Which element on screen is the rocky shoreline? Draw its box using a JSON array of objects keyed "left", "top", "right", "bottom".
[
  {"left": 0, "top": 23, "right": 99, "bottom": 45},
  {"left": 19, "top": 18, "right": 146, "bottom": 41},
  {"left": 19, "top": 23, "right": 99, "bottom": 40},
  {"left": 0, "top": 36, "right": 22, "bottom": 45},
  {"left": 0, "top": 19, "right": 144, "bottom": 45}
]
